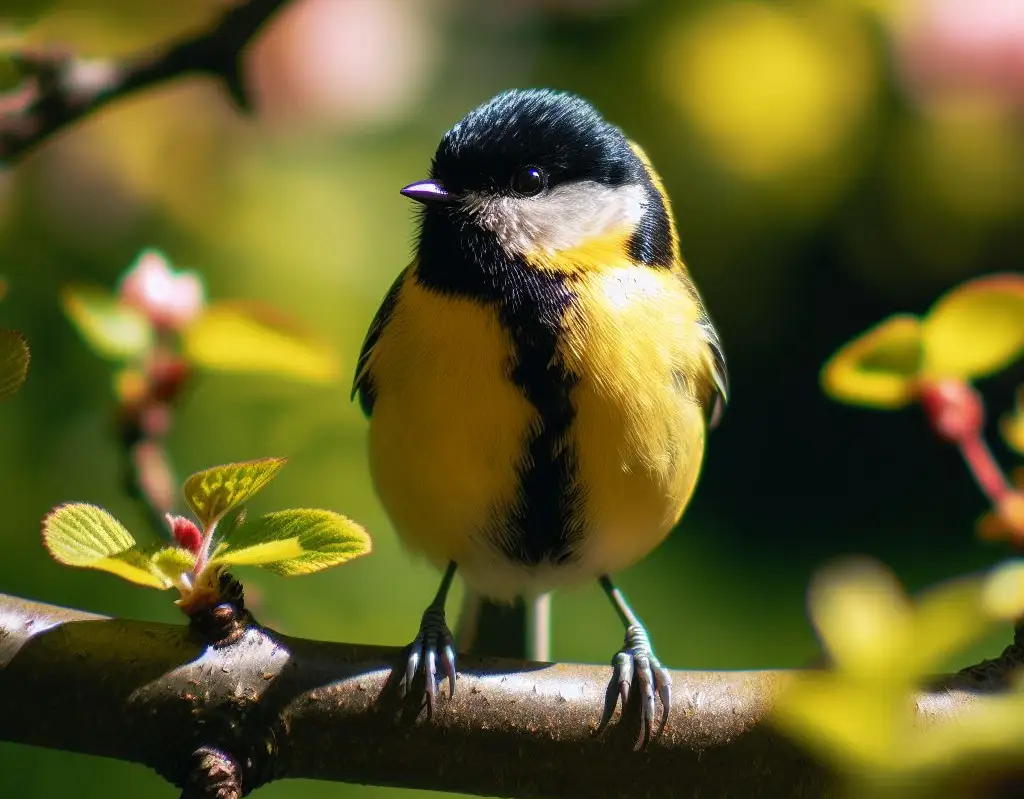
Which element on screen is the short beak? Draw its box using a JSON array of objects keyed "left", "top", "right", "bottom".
[{"left": 400, "top": 179, "right": 452, "bottom": 205}]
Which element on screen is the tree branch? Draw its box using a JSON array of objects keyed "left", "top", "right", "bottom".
[
  {"left": 0, "top": 0, "right": 293, "bottom": 163},
  {"left": 0, "top": 592, "right": 1018, "bottom": 798}
]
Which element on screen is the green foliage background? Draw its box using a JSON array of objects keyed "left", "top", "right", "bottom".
[{"left": 1, "top": 0, "right": 1022, "bottom": 796}]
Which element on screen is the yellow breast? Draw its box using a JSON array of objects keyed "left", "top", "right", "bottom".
[
  {"left": 365, "top": 270, "right": 537, "bottom": 574},
  {"left": 559, "top": 265, "right": 709, "bottom": 578}
]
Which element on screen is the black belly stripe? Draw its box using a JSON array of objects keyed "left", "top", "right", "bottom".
[
  {"left": 497, "top": 269, "right": 582, "bottom": 566},
  {"left": 415, "top": 210, "right": 584, "bottom": 565}
]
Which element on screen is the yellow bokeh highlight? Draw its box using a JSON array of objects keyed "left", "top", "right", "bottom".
[
  {"left": 1002, "top": 390, "right": 1024, "bottom": 456},
  {"left": 183, "top": 301, "right": 341, "bottom": 384},
  {"left": 661, "top": 2, "right": 873, "bottom": 180}
]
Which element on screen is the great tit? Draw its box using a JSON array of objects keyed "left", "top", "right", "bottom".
[{"left": 352, "top": 88, "right": 728, "bottom": 742}]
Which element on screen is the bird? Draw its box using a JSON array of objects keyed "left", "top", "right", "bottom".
[{"left": 351, "top": 88, "right": 728, "bottom": 743}]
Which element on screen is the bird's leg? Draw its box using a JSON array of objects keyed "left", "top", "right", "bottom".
[
  {"left": 401, "top": 561, "right": 458, "bottom": 713},
  {"left": 599, "top": 574, "right": 672, "bottom": 748}
]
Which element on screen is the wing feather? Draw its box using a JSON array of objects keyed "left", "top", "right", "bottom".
[{"left": 351, "top": 267, "right": 408, "bottom": 417}]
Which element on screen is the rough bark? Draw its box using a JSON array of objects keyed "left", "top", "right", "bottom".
[{"left": 0, "top": 591, "right": 1017, "bottom": 798}]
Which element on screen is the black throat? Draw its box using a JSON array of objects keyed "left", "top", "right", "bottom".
[{"left": 416, "top": 211, "right": 583, "bottom": 566}]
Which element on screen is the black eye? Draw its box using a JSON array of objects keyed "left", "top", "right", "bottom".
[{"left": 511, "top": 166, "right": 546, "bottom": 197}]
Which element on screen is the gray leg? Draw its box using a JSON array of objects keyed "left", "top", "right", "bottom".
[
  {"left": 401, "top": 561, "right": 458, "bottom": 712},
  {"left": 599, "top": 574, "right": 672, "bottom": 747}
]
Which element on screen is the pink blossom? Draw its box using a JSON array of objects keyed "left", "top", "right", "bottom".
[
  {"left": 118, "top": 250, "right": 205, "bottom": 330},
  {"left": 894, "top": 0, "right": 1024, "bottom": 106}
]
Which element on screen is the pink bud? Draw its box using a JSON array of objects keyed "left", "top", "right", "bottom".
[
  {"left": 118, "top": 250, "right": 205, "bottom": 331},
  {"left": 918, "top": 379, "right": 984, "bottom": 443},
  {"left": 167, "top": 514, "right": 203, "bottom": 554}
]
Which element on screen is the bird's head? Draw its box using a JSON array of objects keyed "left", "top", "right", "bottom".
[{"left": 403, "top": 89, "right": 675, "bottom": 270}]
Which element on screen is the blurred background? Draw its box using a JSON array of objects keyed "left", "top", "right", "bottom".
[{"left": 1, "top": 0, "right": 1023, "bottom": 796}]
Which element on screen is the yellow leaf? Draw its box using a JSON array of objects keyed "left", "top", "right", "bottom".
[
  {"left": 212, "top": 508, "right": 371, "bottom": 576},
  {"left": 182, "top": 301, "right": 340, "bottom": 384},
  {"left": 93, "top": 551, "right": 168, "bottom": 590},
  {"left": 808, "top": 558, "right": 913, "bottom": 681},
  {"left": 41, "top": 503, "right": 166, "bottom": 589},
  {"left": 60, "top": 285, "right": 153, "bottom": 360},
  {"left": 0, "top": 329, "right": 29, "bottom": 400},
  {"left": 821, "top": 315, "right": 923, "bottom": 409},
  {"left": 982, "top": 560, "right": 1024, "bottom": 621},
  {"left": 1002, "top": 388, "right": 1024, "bottom": 455},
  {"left": 904, "top": 575, "right": 994, "bottom": 677},
  {"left": 922, "top": 275, "right": 1024, "bottom": 380},
  {"left": 772, "top": 674, "right": 907, "bottom": 772},
  {"left": 183, "top": 457, "right": 287, "bottom": 528}
]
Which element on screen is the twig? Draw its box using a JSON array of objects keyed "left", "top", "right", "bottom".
[
  {"left": 1, "top": 592, "right": 1020, "bottom": 798},
  {"left": 0, "top": 0, "right": 293, "bottom": 163}
]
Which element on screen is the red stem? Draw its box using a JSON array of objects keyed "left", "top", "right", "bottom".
[{"left": 959, "top": 433, "right": 1012, "bottom": 505}]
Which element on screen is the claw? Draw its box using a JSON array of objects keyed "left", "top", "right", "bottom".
[
  {"left": 396, "top": 603, "right": 457, "bottom": 714},
  {"left": 653, "top": 665, "right": 672, "bottom": 737},
  {"left": 613, "top": 651, "right": 633, "bottom": 708},
  {"left": 442, "top": 644, "right": 457, "bottom": 698},
  {"left": 606, "top": 622, "right": 671, "bottom": 747}
]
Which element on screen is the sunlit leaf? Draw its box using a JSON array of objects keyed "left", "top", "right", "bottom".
[
  {"left": 41, "top": 503, "right": 165, "bottom": 589},
  {"left": 922, "top": 275, "right": 1024, "bottom": 380},
  {"left": 212, "top": 508, "right": 371, "bottom": 575},
  {"left": 182, "top": 301, "right": 339, "bottom": 383},
  {"left": 150, "top": 547, "right": 196, "bottom": 585},
  {"left": 0, "top": 329, "right": 29, "bottom": 400},
  {"left": 982, "top": 560, "right": 1024, "bottom": 621},
  {"left": 821, "top": 315, "right": 923, "bottom": 409},
  {"left": 61, "top": 285, "right": 153, "bottom": 360},
  {"left": 183, "top": 457, "right": 287, "bottom": 529},
  {"left": 808, "top": 558, "right": 912, "bottom": 680},
  {"left": 1002, "top": 389, "right": 1024, "bottom": 455},
  {"left": 904, "top": 575, "right": 994, "bottom": 677},
  {"left": 772, "top": 673, "right": 905, "bottom": 771}
]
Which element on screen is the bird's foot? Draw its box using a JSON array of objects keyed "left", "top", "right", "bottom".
[
  {"left": 605, "top": 623, "right": 672, "bottom": 749},
  {"left": 398, "top": 602, "right": 457, "bottom": 714}
]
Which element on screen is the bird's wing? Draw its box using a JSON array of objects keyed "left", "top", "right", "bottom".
[
  {"left": 350, "top": 266, "right": 409, "bottom": 417},
  {"left": 699, "top": 312, "right": 729, "bottom": 430}
]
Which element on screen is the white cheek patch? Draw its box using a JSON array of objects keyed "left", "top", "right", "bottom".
[{"left": 464, "top": 181, "right": 647, "bottom": 255}]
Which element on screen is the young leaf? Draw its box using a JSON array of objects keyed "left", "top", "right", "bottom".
[
  {"left": 183, "top": 457, "right": 287, "bottom": 529},
  {"left": 61, "top": 285, "right": 153, "bottom": 360},
  {"left": 182, "top": 301, "right": 340, "bottom": 384},
  {"left": 922, "top": 275, "right": 1024, "bottom": 380},
  {"left": 212, "top": 508, "right": 371, "bottom": 575},
  {"left": 150, "top": 547, "right": 197, "bottom": 585},
  {"left": 0, "top": 328, "right": 29, "bottom": 400},
  {"left": 42, "top": 504, "right": 165, "bottom": 589},
  {"left": 820, "top": 315, "right": 923, "bottom": 409}
]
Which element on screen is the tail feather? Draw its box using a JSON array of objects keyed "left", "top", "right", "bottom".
[{"left": 456, "top": 590, "right": 550, "bottom": 661}]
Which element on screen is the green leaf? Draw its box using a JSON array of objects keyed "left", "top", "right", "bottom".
[
  {"left": 212, "top": 508, "right": 371, "bottom": 575},
  {"left": 41, "top": 503, "right": 165, "bottom": 589},
  {"left": 183, "top": 457, "right": 287, "bottom": 529},
  {"left": 61, "top": 285, "right": 153, "bottom": 360},
  {"left": 0, "top": 329, "right": 29, "bottom": 400},
  {"left": 182, "top": 301, "right": 340, "bottom": 384}
]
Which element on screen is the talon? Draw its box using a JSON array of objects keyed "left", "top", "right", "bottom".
[
  {"left": 606, "top": 622, "right": 671, "bottom": 746},
  {"left": 612, "top": 651, "right": 633, "bottom": 710},
  {"left": 404, "top": 645, "right": 421, "bottom": 693},
  {"left": 395, "top": 601, "right": 458, "bottom": 714},
  {"left": 442, "top": 644, "right": 457, "bottom": 698},
  {"left": 653, "top": 665, "right": 672, "bottom": 736}
]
